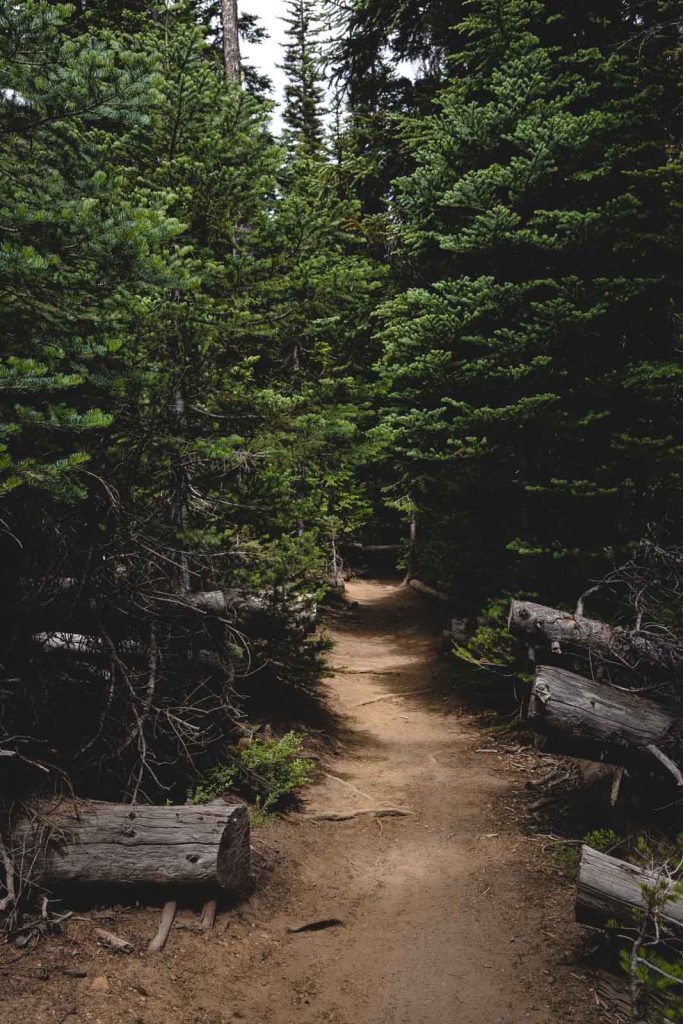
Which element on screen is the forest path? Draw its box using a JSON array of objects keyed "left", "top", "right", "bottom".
[
  {"left": 3, "top": 579, "right": 603, "bottom": 1024},
  {"left": 228, "top": 578, "right": 600, "bottom": 1024}
]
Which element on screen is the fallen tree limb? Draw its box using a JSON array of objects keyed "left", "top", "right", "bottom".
[
  {"left": 527, "top": 665, "right": 680, "bottom": 775},
  {"left": 509, "top": 599, "right": 674, "bottom": 668},
  {"left": 11, "top": 802, "right": 250, "bottom": 891},
  {"left": 576, "top": 846, "right": 683, "bottom": 941}
]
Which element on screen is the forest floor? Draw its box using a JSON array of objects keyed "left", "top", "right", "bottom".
[{"left": 1, "top": 578, "right": 612, "bottom": 1024}]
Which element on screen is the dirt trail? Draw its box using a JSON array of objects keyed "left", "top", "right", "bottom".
[{"left": 2, "top": 579, "right": 604, "bottom": 1024}]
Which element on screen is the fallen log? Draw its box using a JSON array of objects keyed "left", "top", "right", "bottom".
[
  {"left": 340, "top": 543, "right": 400, "bottom": 555},
  {"left": 28, "top": 587, "right": 314, "bottom": 639},
  {"left": 577, "top": 845, "right": 683, "bottom": 941},
  {"left": 33, "top": 632, "right": 224, "bottom": 671},
  {"left": 11, "top": 802, "right": 250, "bottom": 891},
  {"left": 408, "top": 578, "right": 450, "bottom": 603},
  {"left": 527, "top": 665, "right": 681, "bottom": 780},
  {"left": 509, "top": 599, "right": 672, "bottom": 668}
]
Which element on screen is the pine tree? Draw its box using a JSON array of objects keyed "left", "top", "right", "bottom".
[
  {"left": 281, "top": 0, "right": 326, "bottom": 155},
  {"left": 0, "top": 0, "right": 181, "bottom": 509},
  {"left": 378, "top": 0, "right": 683, "bottom": 608}
]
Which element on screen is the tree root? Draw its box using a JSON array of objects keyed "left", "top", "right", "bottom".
[{"left": 306, "top": 808, "right": 413, "bottom": 822}]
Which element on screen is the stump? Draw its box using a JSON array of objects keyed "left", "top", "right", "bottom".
[{"left": 11, "top": 801, "right": 250, "bottom": 891}]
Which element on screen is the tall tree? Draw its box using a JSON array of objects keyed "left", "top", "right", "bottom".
[
  {"left": 221, "top": 0, "right": 241, "bottom": 83},
  {"left": 281, "top": 0, "right": 326, "bottom": 155},
  {"left": 377, "top": 0, "right": 683, "bottom": 608}
]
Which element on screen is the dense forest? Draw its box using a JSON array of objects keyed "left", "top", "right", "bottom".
[{"left": 1, "top": 0, "right": 683, "bottom": 1014}]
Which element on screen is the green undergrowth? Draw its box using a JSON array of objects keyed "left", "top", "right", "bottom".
[{"left": 188, "top": 729, "right": 316, "bottom": 825}]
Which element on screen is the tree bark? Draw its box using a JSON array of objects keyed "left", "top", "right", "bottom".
[
  {"left": 221, "top": 0, "right": 241, "bottom": 84},
  {"left": 509, "top": 599, "right": 672, "bottom": 668},
  {"left": 576, "top": 845, "right": 683, "bottom": 941},
  {"left": 527, "top": 665, "right": 679, "bottom": 775},
  {"left": 11, "top": 802, "right": 250, "bottom": 891}
]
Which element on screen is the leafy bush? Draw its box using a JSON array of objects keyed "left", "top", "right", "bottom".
[
  {"left": 454, "top": 594, "right": 531, "bottom": 677},
  {"left": 583, "top": 829, "right": 622, "bottom": 854},
  {"left": 188, "top": 730, "right": 315, "bottom": 816}
]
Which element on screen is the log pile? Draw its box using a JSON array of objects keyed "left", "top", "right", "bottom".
[
  {"left": 507, "top": 593, "right": 683, "bottom": 949},
  {"left": 509, "top": 601, "right": 683, "bottom": 785}
]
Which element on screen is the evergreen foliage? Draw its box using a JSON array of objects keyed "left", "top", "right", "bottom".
[
  {"left": 281, "top": 0, "right": 326, "bottom": 154},
  {"left": 377, "top": 0, "right": 683, "bottom": 608},
  {"left": 1, "top": 0, "right": 682, "bottom": 892}
]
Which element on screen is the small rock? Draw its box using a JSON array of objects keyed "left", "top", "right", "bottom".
[{"left": 90, "top": 976, "right": 110, "bottom": 993}]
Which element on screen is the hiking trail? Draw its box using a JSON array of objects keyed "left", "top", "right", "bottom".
[{"left": 2, "top": 579, "right": 604, "bottom": 1024}]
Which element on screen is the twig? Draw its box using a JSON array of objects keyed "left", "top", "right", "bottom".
[
  {"left": 148, "top": 900, "right": 177, "bottom": 953},
  {"left": 646, "top": 744, "right": 683, "bottom": 786},
  {"left": 0, "top": 834, "right": 16, "bottom": 913},
  {"left": 354, "top": 688, "right": 432, "bottom": 707},
  {"left": 199, "top": 899, "right": 217, "bottom": 932}
]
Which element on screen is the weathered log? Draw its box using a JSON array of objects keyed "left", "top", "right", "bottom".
[
  {"left": 29, "top": 589, "right": 272, "bottom": 635},
  {"left": 408, "top": 578, "right": 451, "bottom": 603},
  {"left": 527, "top": 665, "right": 680, "bottom": 778},
  {"left": 33, "top": 632, "right": 224, "bottom": 671},
  {"left": 11, "top": 802, "right": 250, "bottom": 891},
  {"left": 340, "top": 542, "right": 400, "bottom": 554},
  {"left": 509, "top": 599, "right": 671, "bottom": 668},
  {"left": 577, "top": 845, "right": 683, "bottom": 941}
]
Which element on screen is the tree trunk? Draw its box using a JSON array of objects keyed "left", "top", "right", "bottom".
[
  {"left": 221, "top": 0, "right": 241, "bottom": 84},
  {"left": 169, "top": 384, "right": 191, "bottom": 596},
  {"left": 576, "top": 845, "right": 683, "bottom": 941},
  {"left": 527, "top": 665, "right": 679, "bottom": 777},
  {"left": 11, "top": 802, "right": 250, "bottom": 891},
  {"left": 508, "top": 599, "right": 672, "bottom": 668}
]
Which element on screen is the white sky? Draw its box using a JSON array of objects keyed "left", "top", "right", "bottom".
[{"left": 242, "top": 2, "right": 291, "bottom": 133}]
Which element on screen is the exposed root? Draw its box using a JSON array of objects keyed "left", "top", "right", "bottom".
[{"left": 306, "top": 808, "right": 413, "bottom": 822}]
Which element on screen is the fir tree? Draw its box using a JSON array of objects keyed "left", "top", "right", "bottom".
[
  {"left": 281, "top": 0, "right": 326, "bottom": 155},
  {"left": 378, "top": 0, "right": 683, "bottom": 608}
]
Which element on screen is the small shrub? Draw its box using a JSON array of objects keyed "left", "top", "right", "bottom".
[
  {"left": 187, "top": 765, "right": 238, "bottom": 806},
  {"left": 454, "top": 594, "right": 532, "bottom": 677},
  {"left": 584, "top": 828, "right": 622, "bottom": 854},
  {"left": 188, "top": 730, "right": 315, "bottom": 816}
]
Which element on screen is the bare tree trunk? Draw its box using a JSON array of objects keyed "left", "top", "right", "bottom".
[
  {"left": 170, "top": 384, "right": 191, "bottom": 595},
  {"left": 221, "top": 0, "right": 241, "bottom": 84}
]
